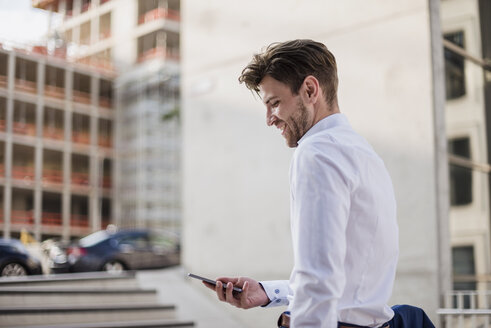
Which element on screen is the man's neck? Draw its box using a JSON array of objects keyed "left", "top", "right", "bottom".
[{"left": 313, "top": 104, "right": 340, "bottom": 127}]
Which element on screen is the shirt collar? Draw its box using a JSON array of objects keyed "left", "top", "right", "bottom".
[{"left": 297, "top": 113, "right": 349, "bottom": 146}]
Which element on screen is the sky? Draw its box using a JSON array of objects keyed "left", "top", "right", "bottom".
[{"left": 0, "top": 0, "right": 56, "bottom": 46}]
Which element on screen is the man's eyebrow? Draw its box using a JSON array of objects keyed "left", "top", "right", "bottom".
[{"left": 264, "top": 96, "right": 278, "bottom": 105}]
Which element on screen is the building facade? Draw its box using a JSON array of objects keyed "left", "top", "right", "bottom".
[
  {"left": 440, "top": 0, "right": 491, "bottom": 325},
  {"left": 442, "top": 0, "right": 490, "bottom": 293},
  {"left": 33, "top": 0, "right": 182, "bottom": 234},
  {"left": 0, "top": 46, "right": 115, "bottom": 241}
]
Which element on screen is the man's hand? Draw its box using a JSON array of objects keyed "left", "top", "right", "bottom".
[{"left": 203, "top": 276, "right": 269, "bottom": 309}]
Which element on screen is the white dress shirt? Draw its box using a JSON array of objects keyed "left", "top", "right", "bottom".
[{"left": 261, "top": 113, "right": 399, "bottom": 328}]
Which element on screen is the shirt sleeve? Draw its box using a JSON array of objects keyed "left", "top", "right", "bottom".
[
  {"left": 259, "top": 280, "right": 290, "bottom": 307},
  {"left": 289, "top": 143, "right": 354, "bottom": 327}
]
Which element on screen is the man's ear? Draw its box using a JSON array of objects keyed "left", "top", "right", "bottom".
[{"left": 302, "top": 75, "right": 320, "bottom": 104}]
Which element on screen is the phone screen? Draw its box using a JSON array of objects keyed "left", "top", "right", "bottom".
[{"left": 187, "top": 273, "right": 243, "bottom": 293}]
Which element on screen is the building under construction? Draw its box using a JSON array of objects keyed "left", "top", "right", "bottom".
[
  {"left": 0, "top": 0, "right": 181, "bottom": 241},
  {"left": 0, "top": 46, "right": 115, "bottom": 241}
]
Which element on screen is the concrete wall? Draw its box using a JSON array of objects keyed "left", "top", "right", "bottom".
[{"left": 182, "top": 0, "right": 443, "bottom": 326}]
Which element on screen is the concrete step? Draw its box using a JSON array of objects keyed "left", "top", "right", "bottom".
[
  {"left": 0, "top": 271, "right": 138, "bottom": 288},
  {"left": 14, "top": 319, "right": 195, "bottom": 328},
  {"left": 0, "top": 304, "right": 177, "bottom": 327},
  {"left": 0, "top": 287, "right": 158, "bottom": 306}
]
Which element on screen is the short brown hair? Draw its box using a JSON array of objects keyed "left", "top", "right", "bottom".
[{"left": 239, "top": 39, "right": 338, "bottom": 107}]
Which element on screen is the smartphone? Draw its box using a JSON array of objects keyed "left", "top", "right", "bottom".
[{"left": 187, "top": 273, "right": 243, "bottom": 293}]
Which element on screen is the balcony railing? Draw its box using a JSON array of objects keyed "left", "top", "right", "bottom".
[
  {"left": 12, "top": 166, "right": 35, "bottom": 181},
  {"left": 15, "top": 79, "right": 37, "bottom": 93},
  {"left": 438, "top": 290, "right": 491, "bottom": 328},
  {"left": 72, "top": 90, "right": 91, "bottom": 104},
  {"left": 72, "top": 172, "right": 89, "bottom": 186},
  {"left": 42, "top": 212, "right": 62, "bottom": 226},
  {"left": 138, "top": 47, "right": 180, "bottom": 63},
  {"left": 0, "top": 211, "right": 97, "bottom": 229},
  {"left": 77, "top": 57, "right": 114, "bottom": 72},
  {"left": 102, "top": 176, "right": 111, "bottom": 189},
  {"left": 71, "top": 214, "right": 89, "bottom": 227},
  {"left": 99, "top": 96, "right": 112, "bottom": 109},
  {"left": 43, "top": 127, "right": 64, "bottom": 140},
  {"left": 99, "top": 136, "right": 112, "bottom": 148},
  {"left": 81, "top": 1, "right": 91, "bottom": 13},
  {"left": 53, "top": 48, "right": 67, "bottom": 59},
  {"left": 99, "top": 31, "right": 111, "bottom": 41},
  {"left": 42, "top": 168, "right": 63, "bottom": 184},
  {"left": 13, "top": 121, "right": 36, "bottom": 136},
  {"left": 138, "top": 8, "right": 180, "bottom": 25},
  {"left": 44, "top": 85, "right": 65, "bottom": 99},
  {"left": 32, "top": 46, "right": 47, "bottom": 56},
  {"left": 0, "top": 75, "right": 7, "bottom": 88},
  {"left": 10, "top": 210, "right": 34, "bottom": 225},
  {"left": 72, "top": 131, "right": 90, "bottom": 144}
]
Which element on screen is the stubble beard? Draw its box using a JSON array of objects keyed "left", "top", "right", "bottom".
[{"left": 284, "top": 99, "right": 311, "bottom": 148}]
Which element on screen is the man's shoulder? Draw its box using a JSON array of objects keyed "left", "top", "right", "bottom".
[
  {"left": 294, "top": 132, "right": 335, "bottom": 161},
  {"left": 294, "top": 126, "right": 382, "bottom": 175},
  {"left": 293, "top": 130, "right": 355, "bottom": 171},
  {"left": 296, "top": 126, "right": 361, "bottom": 158}
]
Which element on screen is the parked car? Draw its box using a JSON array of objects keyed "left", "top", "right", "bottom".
[
  {"left": 0, "top": 238, "right": 43, "bottom": 277},
  {"left": 64, "top": 228, "right": 180, "bottom": 273}
]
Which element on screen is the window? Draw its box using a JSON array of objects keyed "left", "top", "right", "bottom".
[
  {"left": 118, "top": 234, "right": 148, "bottom": 249},
  {"left": 149, "top": 231, "right": 176, "bottom": 252},
  {"left": 452, "top": 246, "right": 476, "bottom": 287},
  {"left": 452, "top": 246, "right": 476, "bottom": 308},
  {"left": 448, "top": 137, "right": 472, "bottom": 206},
  {"left": 444, "top": 31, "right": 466, "bottom": 100}
]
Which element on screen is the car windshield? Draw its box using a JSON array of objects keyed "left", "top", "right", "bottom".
[{"left": 79, "top": 230, "right": 110, "bottom": 247}]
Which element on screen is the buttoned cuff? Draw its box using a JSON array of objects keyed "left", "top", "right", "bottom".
[{"left": 259, "top": 280, "right": 289, "bottom": 308}]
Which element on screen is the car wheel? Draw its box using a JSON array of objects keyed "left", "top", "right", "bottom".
[
  {"left": 102, "top": 260, "right": 124, "bottom": 273},
  {"left": 1, "top": 263, "right": 27, "bottom": 277}
]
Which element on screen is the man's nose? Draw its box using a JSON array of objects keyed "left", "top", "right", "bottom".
[{"left": 266, "top": 108, "right": 274, "bottom": 126}]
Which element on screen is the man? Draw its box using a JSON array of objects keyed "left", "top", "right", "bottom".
[{"left": 205, "top": 39, "right": 401, "bottom": 328}]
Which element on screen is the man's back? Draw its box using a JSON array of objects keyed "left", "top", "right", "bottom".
[{"left": 288, "top": 113, "right": 399, "bottom": 327}]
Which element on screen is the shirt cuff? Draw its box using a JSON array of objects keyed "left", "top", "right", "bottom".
[{"left": 259, "top": 280, "right": 289, "bottom": 308}]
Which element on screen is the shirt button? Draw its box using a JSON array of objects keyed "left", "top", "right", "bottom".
[
  {"left": 276, "top": 299, "right": 281, "bottom": 303},
  {"left": 275, "top": 289, "right": 280, "bottom": 294}
]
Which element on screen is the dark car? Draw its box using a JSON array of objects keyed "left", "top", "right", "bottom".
[
  {"left": 66, "top": 228, "right": 180, "bottom": 273},
  {"left": 0, "top": 238, "right": 43, "bottom": 277}
]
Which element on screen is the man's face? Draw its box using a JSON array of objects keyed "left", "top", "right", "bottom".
[{"left": 259, "top": 75, "right": 314, "bottom": 148}]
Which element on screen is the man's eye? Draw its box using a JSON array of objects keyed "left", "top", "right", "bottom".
[{"left": 271, "top": 101, "right": 279, "bottom": 108}]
